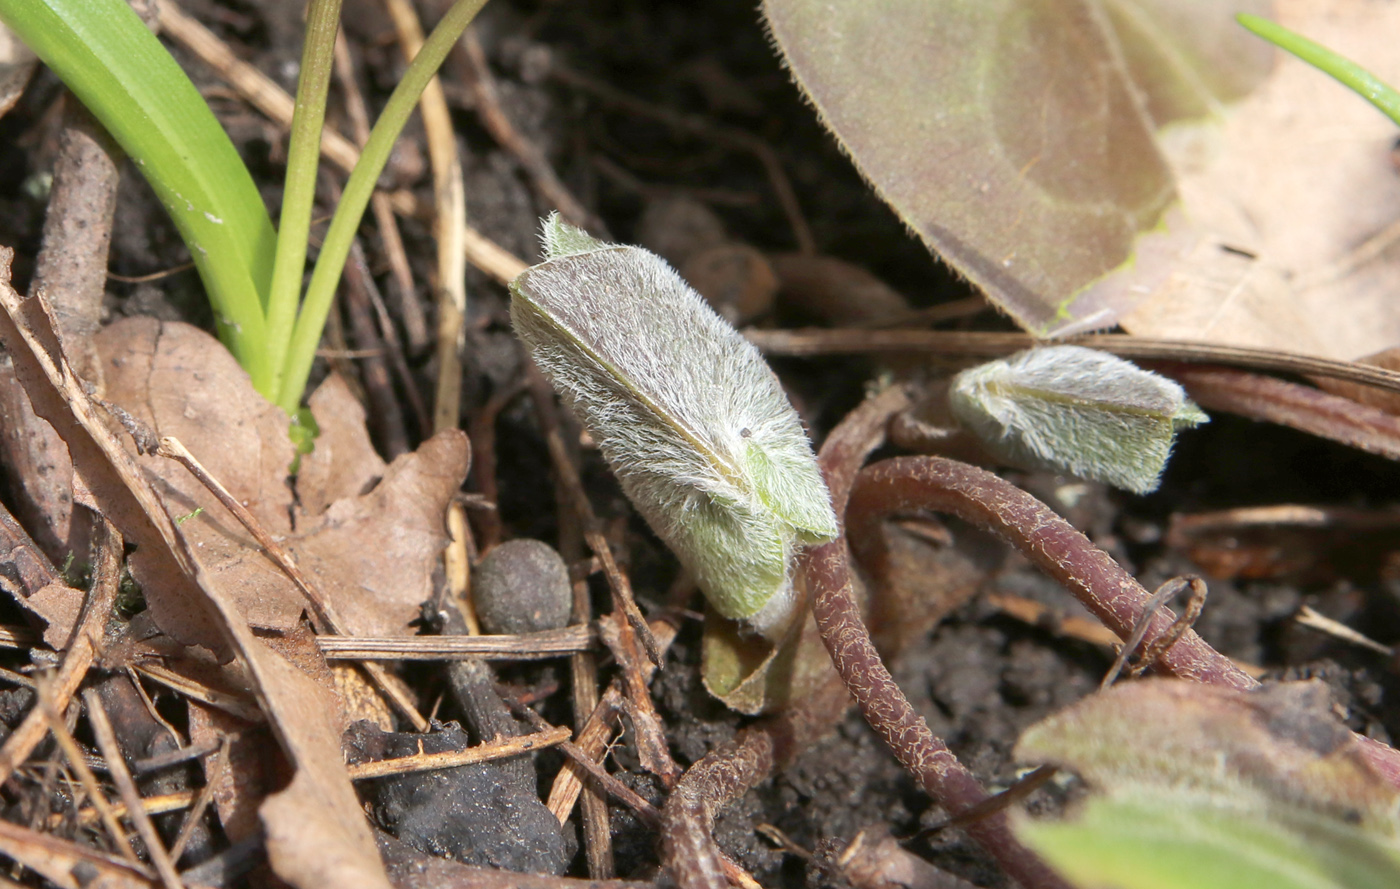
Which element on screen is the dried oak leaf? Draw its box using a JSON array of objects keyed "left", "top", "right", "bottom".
[
  {"left": 94, "top": 318, "right": 470, "bottom": 637},
  {"left": 0, "top": 253, "right": 393, "bottom": 888},
  {"left": 297, "top": 372, "right": 387, "bottom": 515}
]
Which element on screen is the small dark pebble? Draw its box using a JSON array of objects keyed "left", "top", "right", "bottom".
[{"left": 473, "top": 539, "right": 572, "bottom": 636}]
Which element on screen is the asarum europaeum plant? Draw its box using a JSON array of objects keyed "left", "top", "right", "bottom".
[
  {"left": 511, "top": 217, "right": 1211, "bottom": 636},
  {"left": 511, "top": 215, "right": 838, "bottom": 639}
]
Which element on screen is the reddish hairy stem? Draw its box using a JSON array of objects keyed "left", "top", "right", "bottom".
[
  {"left": 848, "top": 456, "right": 1256, "bottom": 690},
  {"left": 807, "top": 498, "right": 1068, "bottom": 889},
  {"left": 844, "top": 455, "right": 1400, "bottom": 789},
  {"left": 659, "top": 386, "right": 908, "bottom": 889}
]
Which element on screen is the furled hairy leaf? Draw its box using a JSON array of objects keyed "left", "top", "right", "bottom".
[
  {"left": 950, "top": 346, "right": 1207, "bottom": 494},
  {"left": 763, "top": 0, "right": 1273, "bottom": 336},
  {"left": 511, "top": 215, "right": 837, "bottom": 638}
]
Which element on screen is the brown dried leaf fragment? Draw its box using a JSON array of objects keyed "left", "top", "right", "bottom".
[
  {"left": 94, "top": 318, "right": 470, "bottom": 637},
  {"left": 0, "top": 253, "right": 394, "bottom": 888}
]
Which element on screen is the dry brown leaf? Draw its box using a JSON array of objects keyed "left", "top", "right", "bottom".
[
  {"left": 0, "top": 258, "right": 393, "bottom": 888},
  {"left": 0, "top": 372, "right": 76, "bottom": 557},
  {"left": 1118, "top": 0, "right": 1400, "bottom": 359},
  {"left": 292, "top": 429, "right": 469, "bottom": 637},
  {"left": 94, "top": 319, "right": 470, "bottom": 637},
  {"left": 1313, "top": 347, "right": 1400, "bottom": 414},
  {"left": 188, "top": 701, "right": 274, "bottom": 843},
  {"left": 298, "top": 373, "right": 388, "bottom": 516},
  {"left": 95, "top": 317, "right": 306, "bottom": 631},
  {"left": 0, "top": 262, "right": 228, "bottom": 651}
]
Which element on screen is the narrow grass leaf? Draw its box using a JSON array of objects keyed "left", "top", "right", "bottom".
[{"left": 0, "top": 0, "right": 278, "bottom": 392}]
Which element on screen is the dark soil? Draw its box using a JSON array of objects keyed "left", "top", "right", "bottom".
[{"left": 3, "top": 1, "right": 1400, "bottom": 887}]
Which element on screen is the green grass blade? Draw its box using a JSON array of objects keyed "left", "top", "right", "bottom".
[
  {"left": 0, "top": 0, "right": 279, "bottom": 393},
  {"left": 1238, "top": 13, "right": 1400, "bottom": 128},
  {"left": 276, "top": 0, "right": 488, "bottom": 412},
  {"left": 264, "top": 0, "right": 343, "bottom": 396}
]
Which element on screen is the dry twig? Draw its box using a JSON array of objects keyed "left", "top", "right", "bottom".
[
  {"left": 155, "top": 435, "right": 429, "bottom": 731},
  {"left": 84, "top": 688, "right": 183, "bottom": 889},
  {"left": 0, "top": 519, "right": 123, "bottom": 788},
  {"left": 747, "top": 328, "right": 1400, "bottom": 394}
]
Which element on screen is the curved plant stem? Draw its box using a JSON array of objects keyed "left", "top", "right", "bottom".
[
  {"left": 659, "top": 386, "right": 909, "bottom": 889},
  {"left": 277, "top": 0, "right": 488, "bottom": 412},
  {"left": 847, "top": 456, "right": 1256, "bottom": 690},
  {"left": 843, "top": 453, "right": 1400, "bottom": 791},
  {"left": 806, "top": 519, "right": 1070, "bottom": 889},
  {"left": 264, "top": 0, "right": 344, "bottom": 392}
]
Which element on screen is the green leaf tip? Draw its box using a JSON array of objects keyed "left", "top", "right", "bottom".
[
  {"left": 540, "top": 212, "right": 609, "bottom": 259},
  {"left": 949, "top": 345, "right": 1207, "bottom": 495},
  {"left": 511, "top": 216, "right": 837, "bottom": 639}
]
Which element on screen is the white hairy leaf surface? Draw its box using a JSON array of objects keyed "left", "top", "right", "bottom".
[
  {"left": 511, "top": 215, "right": 837, "bottom": 636},
  {"left": 950, "top": 345, "right": 1207, "bottom": 495}
]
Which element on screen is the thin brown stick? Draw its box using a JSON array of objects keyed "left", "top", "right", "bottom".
[
  {"left": 525, "top": 368, "right": 661, "bottom": 666},
  {"left": 1172, "top": 366, "right": 1400, "bottom": 460},
  {"left": 547, "top": 620, "right": 679, "bottom": 823},
  {"left": 64, "top": 727, "right": 565, "bottom": 830},
  {"left": 342, "top": 238, "right": 413, "bottom": 457},
  {"left": 156, "top": 0, "right": 529, "bottom": 286},
  {"left": 168, "top": 735, "right": 227, "bottom": 862},
  {"left": 155, "top": 437, "right": 340, "bottom": 630},
  {"left": 35, "top": 101, "right": 120, "bottom": 384},
  {"left": 511, "top": 701, "right": 662, "bottom": 830},
  {"left": 1100, "top": 576, "right": 1205, "bottom": 689},
  {"left": 746, "top": 328, "right": 1400, "bottom": 394},
  {"left": 57, "top": 790, "right": 196, "bottom": 829},
  {"left": 37, "top": 681, "right": 137, "bottom": 864},
  {"left": 0, "top": 818, "right": 158, "bottom": 886},
  {"left": 1295, "top": 605, "right": 1394, "bottom": 656},
  {"left": 596, "top": 615, "right": 680, "bottom": 787},
  {"left": 316, "top": 625, "right": 594, "bottom": 660},
  {"left": 155, "top": 435, "right": 429, "bottom": 731},
  {"left": 568, "top": 578, "right": 612, "bottom": 877},
  {"left": 132, "top": 664, "right": 264, "bottom": 724},
  {"left": 456, "top": 28, "right": 598, "bottom": 230},
  {"left": 929, "top": 765, "right": 1060, "bottom": 834},
  {"left": 0, "top": 625, "right": 38, "bottom": 649},
  {"left": 558, "top": 739, "right": 661, "bottom": 828},
  {"left": 1128, "top": 578, "right": 1208, "bottom": 681},
  {"left": 83, "top": 688, "right": 183, "bottom": 889},
  {"left": 348, "top": 726, "right": 569, "bottom": 780},
  {"left": 106, "top": 262, "right": 198, "bottom": 284},
  {"left": 381, "top": 0, "right": 468, "bottom": 434},
  {"left": 0, "top": 519, "right": 123, "bottom": 788}
]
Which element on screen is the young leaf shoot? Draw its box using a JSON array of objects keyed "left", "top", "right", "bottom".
[
  {"left": 950, "top": 345, "right": 1207, "bottom": 495},
  {"left": 511, "top": 214, "right": 838, "bottom": 639}
]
